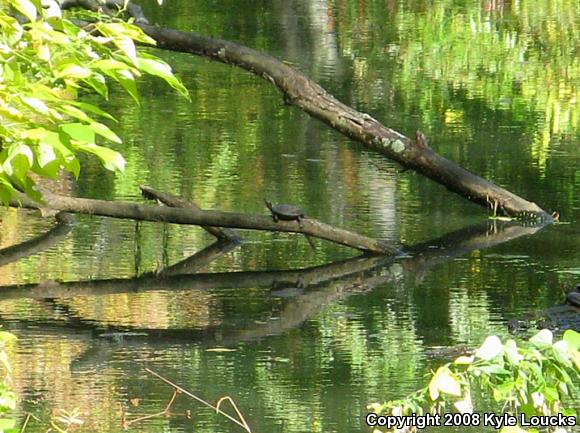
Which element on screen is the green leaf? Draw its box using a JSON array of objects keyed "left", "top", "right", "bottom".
[
  {"left": 563, "top": 330, "right": 580, "bottom": 350},
  {"left": 74, "top": 143, "right": 125, "bottom": 172},
  {"left": 428, "top": 367, "right": 462, "bottom": 400},
  {"left": 113, "top": 69, "right": 139, "bottom": 103},
  {"left": 41, "top": 131, "right": 80, "bottom": 177},
  {"left": 0, "top": 177, "right": 17, "bottom": 204},
  {"left": 60, "top": 123, "right": 95, "bottom": 144},
  {"left": 82, "top": 75, "right": 109, "bottom": 99},
  {"left": 542, "top": 386, "right": 559, "bottom": 402},
  {"left": 476, "top": 365, "right": 510, "bottom": 376},
  {"left": 475, "top": 335, "right": 503, "bottom": 360},
  {"left": 88, "top": 122, "right": 121, "bottom": 144},
  {"left": 0, "top": 418, "right": 16, "bottom": 430},
  {"left": 3, "top": 144, "right": 34, "bottom": 180},
  {"left": 58, "top": 105, "right": 94, "bottom": 123},
  {"left": 11, "top": 0, "right": 37, "bottom": 22},
  {"left": 92, "top": 59, "right": 135, "bottom": 72},
  {"left": 530, "top": 329, "right": 553, "bottom": 348},
  {"left": 67, "top": 102, "right": 116, "bottom": 121},
  {"left": 136, "top": 57, "right": 190, "bottom": 99}
]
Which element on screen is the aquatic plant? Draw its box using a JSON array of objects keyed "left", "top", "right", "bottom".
[{"left": 369, "top": 329, "right": 580, "bottom": 433}]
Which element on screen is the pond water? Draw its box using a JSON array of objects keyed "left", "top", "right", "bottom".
[{"left": 0, "top": 1, "right": 578, "bottom": 432}]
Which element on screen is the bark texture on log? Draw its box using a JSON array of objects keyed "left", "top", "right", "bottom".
[
  {"left": 10, "top": 190, "right": 397, "bottom": 255},
  {"left": 140, "top": 186, "right": 242, "bottom": 242},
  {"left": 135, "top": 24, "right": 551, "bottom": 222}
]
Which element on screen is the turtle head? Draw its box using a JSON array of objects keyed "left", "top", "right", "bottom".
[{"left": 264, "top": 199, "right": 273, "bottom": 210}]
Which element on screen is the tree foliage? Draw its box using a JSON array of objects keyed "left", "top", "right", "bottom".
[{"left": 0, "top": 0, "right": 188, "bottom": 203}]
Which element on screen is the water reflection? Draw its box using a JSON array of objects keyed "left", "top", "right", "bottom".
[{"left": 1, "top": 0, "right": 579, "bottom": 432}]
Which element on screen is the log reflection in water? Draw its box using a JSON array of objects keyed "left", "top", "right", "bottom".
[{"left": 0, "top": 221, "right": 543, "bottom": 339}]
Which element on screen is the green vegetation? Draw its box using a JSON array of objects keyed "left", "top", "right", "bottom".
[
  {"left": 0, "top": 0, "right": 188, "bottom": 203},
  {"left": 0, "top": 330, "right": 17, "bottom": 433},
  {"left": 369, "top": 329, "right": 580, "bottom": 433}
]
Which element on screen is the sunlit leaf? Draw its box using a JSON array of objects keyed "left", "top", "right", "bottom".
[
  {"left": 428, "top": 367, "right": 461, "bottom": 400},
  {"left": 0, "top": 418, "right": 16, "bottom": 430},
  {"left": 12, "top": 0, "right": 37, "bottom": 22},
  {"left": 530, "top": 329, "right": 553, "bottom": 347},
  {"left": 454, "top": 355, "right": 474, "bottom": 365},
  {"left": 56, "top": 64, "right": 92, "bottom": 79},
  {"left": 97, "top": 22, "right": 155, "bottom": 45},
  {"left": 37, "top": 141, "right": 57, "bottom": 168},
  {"left": 453, "top": 398, "right": 473, "bottom": 414},
  {"left": 475, "top": 335, "right": 503, "bottom": 360},
  {"left": 136, "top": 56, "right": 190, "bottom": 99},
  {"left": 563, "top": 330, "right": 580, "bottom": 351},
  {"left": 0, "top": 331, "right": 17, "bottom": 343},
  {"left": 74, "top": 143, "right": 125, "bottom": 172},
  {"left": 20, "top": 96, "right": 50, "bottom": 115},
  {"left": 60, "top": 123, "right": 95, "bottom": 143},
  {"left": 88, "top": 122, "right": 121, "bottom": 143},
  {"left": 504, "top": 340, "right": 523, "bottom": 365}
]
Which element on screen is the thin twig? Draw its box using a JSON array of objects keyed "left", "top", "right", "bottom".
[
  {"left": 20, "top": 413, "right": 32, "bottom": 433},
  {"left": 123, "top": 390, "right": 179, "bottom": 428},
  {"left": 145, "top": 368, "right": 251, "bottom": 432},
  {"left": 215, "top": 396, "right": 252, "bottom": 433}
]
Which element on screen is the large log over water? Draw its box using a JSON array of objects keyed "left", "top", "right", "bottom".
[
  {"left": 134, "top": 25, "right": 551, "bottom": 221},
  {"left": 10, "top": 189, "right": 397, "bottom": 255}
]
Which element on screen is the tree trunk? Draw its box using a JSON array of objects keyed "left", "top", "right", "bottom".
[{"left": 136, "top": 24, "right": 551, "bottom": 222}]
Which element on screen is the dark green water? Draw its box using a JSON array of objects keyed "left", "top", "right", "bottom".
[{"left": 0, "top": 0, "right": 578, "bottom": 432}]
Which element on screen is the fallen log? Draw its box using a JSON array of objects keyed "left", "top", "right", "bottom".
[
  {"left": 140, "top": 186, "right": 242, "bottom": 242},
  {"left": 130, "top": 24, "right": 551, "bottom": 222},
  {"left": 55, "top": 2, "right": 552, "bottom": 222},
  {"left": 9, "top": 189, "right": 397, "bottom": 255}
]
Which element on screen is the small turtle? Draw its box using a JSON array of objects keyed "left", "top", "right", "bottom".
[{"left": 264, "top": 199, "right": 305, "bottom": 226}]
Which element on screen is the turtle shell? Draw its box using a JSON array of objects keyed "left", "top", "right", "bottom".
[{"left": 271, "top": 204, "right": 304, "bottom": 219}]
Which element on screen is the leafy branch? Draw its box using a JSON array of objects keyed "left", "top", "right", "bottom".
[{"left": 0, "top": 0, "right": 189, "bottom": 203}]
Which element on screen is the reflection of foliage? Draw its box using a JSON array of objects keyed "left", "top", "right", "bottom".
[{"left": 335, "top": 0, "right": 578, "bottom": 162}]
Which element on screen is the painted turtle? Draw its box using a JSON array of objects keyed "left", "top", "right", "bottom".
[{"left": 264, "top": 200, "right": 305, "bottom": 226}]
